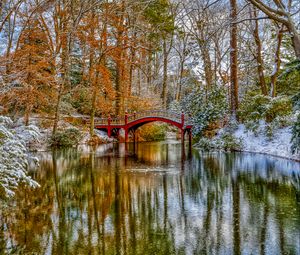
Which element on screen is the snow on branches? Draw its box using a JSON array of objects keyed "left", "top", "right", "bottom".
[{"left": 0, "top": 116, "right": 40, "bottom": 198}]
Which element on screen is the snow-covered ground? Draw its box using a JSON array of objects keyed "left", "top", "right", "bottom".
[{"left": 234, "top": 124, "right": 300, "bottom": 161}]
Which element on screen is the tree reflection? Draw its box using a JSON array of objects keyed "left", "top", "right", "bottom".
[{"left": 1, "top": 144, "right": 300, "bottom": 255}]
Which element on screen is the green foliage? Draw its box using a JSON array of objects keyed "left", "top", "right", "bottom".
[
  {"left": 168, "top": 100, "right": 182, "bottom": 112},
  {"left": 218, "top": 133, "right": 243, "bottom": 151},
  {"left": 50, "top": 128, "right": 82, "bottom": 147},
  {"left": 139, "top": 123, "right": 167, "bottom": 141},
  {"left": 266, "top": 96, "right": 292, "bottom": 121},
  {"left": 144, "top": 0, "right": 175, "bottom": 41},
  {"left": 244, "top": 120, "right": 260, "bottom": 136},
  {"left": 277, "top": 60, "right": 300, "bottom": 96},
  {"left": 238, "top": 93, "right": 292, "bottom": 123},
  {"left": 238, "top": 93, "right": 270, "bottom": 122},
  {"left": 181, "top": 86, "right": 228, "bottom": 138},
  {"left": 291, "top": 94, "right": 300, "bottom": 154},
  {"left": 196, "top": 132, "right": 243, "bottom": 152},
  {"left": 68, "top": 87, "right": 91, "bottom": 115},
  {"left": 292, "top": 91, "right": 300, "bottom": 111}
]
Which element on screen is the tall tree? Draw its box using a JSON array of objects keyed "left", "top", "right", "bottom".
[
  {"left": 250, "top": 7, "right": 267, "bottom": 95},
  {"left": 144, "top": 0, "right": 176, "bottom": 109},
  {"left": 0, "top": 18, "right": 54, "bottom": 125},
  {"left": 230, "top": 0, "right": 239, "bottom": 116}
]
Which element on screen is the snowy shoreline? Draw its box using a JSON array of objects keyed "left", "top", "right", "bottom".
[
  {"left": 234, "top": 149, "right": 300, "bottom": 162},
  {"left": 231, "top": 123, "right": 300, "bottom": 162}
]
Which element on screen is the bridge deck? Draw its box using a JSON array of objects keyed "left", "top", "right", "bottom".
[{"left": 85, "top": 110, "right": 193, "bottom": 143}]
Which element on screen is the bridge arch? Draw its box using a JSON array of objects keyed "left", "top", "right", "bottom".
[
  {"left": 92, "top": 110, "right": 192, "bottom": 143},
  {"left": 126, "top": 117, "right": 183, "bottom": 130}
]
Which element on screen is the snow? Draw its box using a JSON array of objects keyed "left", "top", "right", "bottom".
[
  {"left": 233, "top": 123, "right": 300, "bottom": 161},
  {"left": 0, "top": 116, "right": 40, "bottom": 197},
  {"left": 80, "top": 129, "right": 115, "bottom": 144}
]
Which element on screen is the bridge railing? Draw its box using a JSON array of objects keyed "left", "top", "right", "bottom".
[
  {"left": 93, "top": 110, "right": 192, "bottom": 127},
  {"left": 94, "top": 118, "right": 107, "bottom": 125},
  {"left": 127, "top": 110, "right": 182, "bottom": 123}
]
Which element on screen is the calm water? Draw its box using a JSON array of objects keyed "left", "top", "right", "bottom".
[{"left": 1, "top": 141, "right": 300, "bottom": 255}]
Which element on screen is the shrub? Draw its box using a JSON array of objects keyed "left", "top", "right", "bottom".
[
  {"left": 277, "top": 59, "right": 300, "bottom": 96},
  {"left": 216, "top": 133, "right": 243, "bottom": 151},
  {"left": 239, "top": 93, "right": 292, "bottom": 129},
  {"left": 291, "top": 114, "right": 300, "bottom": 154},
  {"left": 245, "top": 120, "right": 260, "bottom": 136},
  {"left": 196, "top": 137, "right": 215, "bottom": 151},
  {"left": 0, "top": 116, "right": 40, "bottom": 198},
  {"left": 238, "top": 93, "right": 270, "bottom": 122},
  {"left": 50, "top": 128, "right": 82, "bottom": 147},
  {"left": 265, "top": 96, "right": 292, "bottom": 122},
  {"left": 181, "top": 85, "right": 228, "bottom": 139},
  {"left": 196, "top": 132, "right": 243, "bottom": 152},
  {"left": 292, "top": 91, "right": 300, "bottom": 111},
  {"left": 291, "top": 90, "right": 300, "bottom": 154}
]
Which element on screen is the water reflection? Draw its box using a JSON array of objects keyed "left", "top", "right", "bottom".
[{"left": 1, "top": 142, "right": 300, "bottom": 255}]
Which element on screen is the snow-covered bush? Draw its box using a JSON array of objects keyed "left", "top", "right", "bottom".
[
  {"left": 238, "top": 93, "right": 269, "bottom": 122},
  {"left": 196, "top": 132, "right": 243, "bottom": 152},
  {"left": 266, "top": 96, "right": 292, "bottom": 122},
  {"left": 278, "top": 59, "right": 300, "bottom": 96},
  {"left": 181, "top": 86, "right": 228, "bottom": 139},
  {"left": 168, "top": 100, "right": 182, "bottom": 112},
  {"left": 291, "top": 114, "right": 300, "bottom": 154},
  {"left": 238, "top": 93, "right": 292, "bottom": 123},
  {"left": 0, "top": 116, "right": 40, "bottom": 198},
  {"left": 291, "top": 94, "right": 300, "bottom": 154},
  {"left": 49, "top": 127, "right": 82, "bottom": 147}
]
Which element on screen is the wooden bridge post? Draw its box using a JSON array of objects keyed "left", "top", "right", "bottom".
[
  {"left": 188, "top": 129, "right": 192, "bottom": 146},
  {"left": 181, "top": 129, "right": 185, "bottom": 144},
  {"left": 181, "top": 112, "right": 185, "bottom": 144},
  {"left": 108, "top": 115, "right": 111, "bottom": 138},
  {"left": 188, "top": 129, "right": 192, "bottom": 157},
  {"left": 125, "top": 111, "right": 128, "bottom": 143}
]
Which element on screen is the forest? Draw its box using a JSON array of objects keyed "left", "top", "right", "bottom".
[{"left": 0, "top": 0, "right": 300, "bottom": 195}]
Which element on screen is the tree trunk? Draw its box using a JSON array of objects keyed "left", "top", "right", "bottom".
[
  {"left": 89, "top": 12, "right": 96, "bottom": 137},
  {"left": 52, "top": 6, "right": 71, "bottom": 135},
  {"left": 291, "top": 33, "right": 300, "bottom": 60},
  {"left": 24, "top": 103, "right": 31, "bottom": 126},
  {"left": 200, "top": 43, "right": 213, "bottom": 89},
  {"left": 230, "top": 0, "right": 239, "bottom": 117},
  {"left": 176, "top": 56, "right": 185, "bottom": 101},
  {"left": 252, "top": 8, "right": 267, "bottom": 95},
  {"left": 287, "top": 18, "right": 300, "bottom": 60},
  {"left": 162, "top": 39, "right": 168, "bottom": 109},
  {"left": 52, "top": 83, "right": 63, "bottom": 135},
  {"left": 114, "top": 2, "right": 125, "bottom": 116},
  {"left": 196, "top": 24, "right": 213, "bottom": 89},
  {"left": 270, "top": 25, "right": 284, "bottom": 98}
]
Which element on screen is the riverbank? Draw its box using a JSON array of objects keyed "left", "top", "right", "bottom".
[
  {"left": 233, "top": 124, "right": 300, "bottom": 162},
  {"left": 195, "top": 122, "right": 300, "bottom": 162},
  {"left": 4, "top": 114, "right": 299, "bottom": 162}
]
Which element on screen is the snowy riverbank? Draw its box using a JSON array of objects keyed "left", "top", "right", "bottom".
[{"left": 233, "top": 124, "right": 300, "bottom": 162}]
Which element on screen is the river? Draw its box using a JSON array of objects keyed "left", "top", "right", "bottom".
[{"left": 1, "top": 140, "right": 300, "bottom": 255}]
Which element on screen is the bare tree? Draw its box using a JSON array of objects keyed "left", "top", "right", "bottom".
[{"left": 247, "top": 0, "right": 300, "bottom": 59}]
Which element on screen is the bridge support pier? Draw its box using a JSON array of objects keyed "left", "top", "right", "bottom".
[
  {"left": 125, "top": 129, "right": 128, "bottom": 143},
  {"left": 181, "top": 129, "right": 185, "bottom": 144},
  {"left": 188, "top": 129, "right": 192, "bottom": 146}
]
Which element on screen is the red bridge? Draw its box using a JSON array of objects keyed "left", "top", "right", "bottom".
[{"left": 92, "top": 110, "right": 193, "bottom": 143}]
